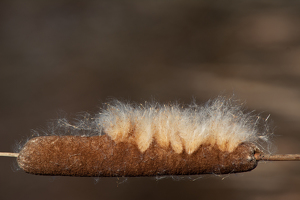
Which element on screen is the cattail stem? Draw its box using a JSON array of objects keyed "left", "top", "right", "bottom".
[
  {"left": 255, "top": 153, "right": 300, "bottom": 161},
  {"left": 0, "top": 152, "right": 19, "bottom": 157}
]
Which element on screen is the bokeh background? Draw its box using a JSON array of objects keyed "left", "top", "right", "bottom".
[{"left": 1, "top": 1, "right": 300, "bottom": 199}]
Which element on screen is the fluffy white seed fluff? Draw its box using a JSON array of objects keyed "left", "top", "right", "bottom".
[
  {"left": 27, "top": 97, "right": 269, "bottom": 155},
  {"left": 96, "top": 97, "right": 270, "bottom": 154}
]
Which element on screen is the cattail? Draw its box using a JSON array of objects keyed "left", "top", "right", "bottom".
[{"left": 1, "top": 97, "right": 299, "bottom": 177}]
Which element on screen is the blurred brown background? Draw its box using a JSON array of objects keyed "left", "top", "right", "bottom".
[{"left": 1, "top": 1, "right": 300, "bottom": 200}]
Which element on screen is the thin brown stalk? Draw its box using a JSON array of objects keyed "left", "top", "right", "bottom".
[
  {"left": 0, "top": 152, "right": 19, "bottom": 157},
  {"left": 255, "top": 153, "right": 300, "bottom": 161}
]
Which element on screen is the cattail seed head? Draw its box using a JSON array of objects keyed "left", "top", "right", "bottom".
[
  {"left": 16, "top": 96, "right": 271, "bottom": 176},
  {"left": 18, "top": 135, "right": 259, "bottom": 176}
]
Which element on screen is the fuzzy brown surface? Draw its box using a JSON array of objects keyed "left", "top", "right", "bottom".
[{"left": 17, "top": 135, "right": 258, "bottom": 177}]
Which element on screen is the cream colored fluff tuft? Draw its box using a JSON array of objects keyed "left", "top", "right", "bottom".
[{"left": 97, "top": 97, "right": 270, "bottom": 154}]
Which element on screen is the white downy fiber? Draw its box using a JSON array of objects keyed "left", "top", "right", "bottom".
[{"left": 97, "top": 97, "right": 270, "bottom": 154}]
